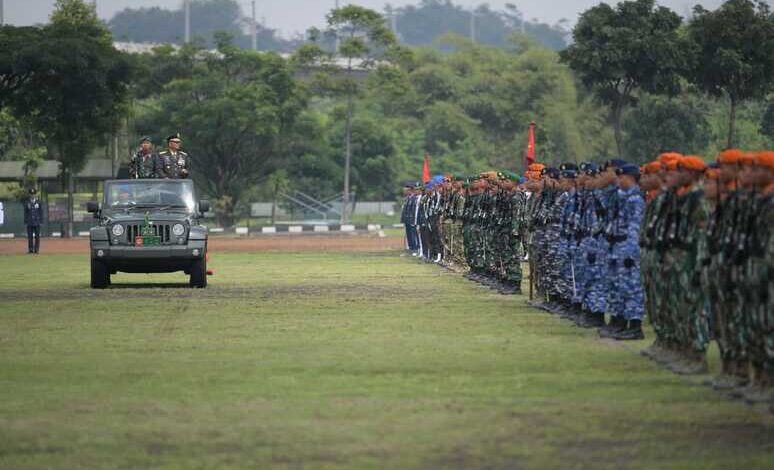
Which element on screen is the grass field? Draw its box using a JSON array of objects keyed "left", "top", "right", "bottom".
[{"left": 1, "top": 250, "right": 773, "bottom": 469}]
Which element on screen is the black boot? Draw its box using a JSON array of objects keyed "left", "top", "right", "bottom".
[
  {"left": 598, "top": 316, "right": 625, "bottom": 338},
  {"left": 578, "top": 311, "right": 605, "bottom": 328},
  {"left": 614, "top": 319, "right": 645, "bottom": 341}
]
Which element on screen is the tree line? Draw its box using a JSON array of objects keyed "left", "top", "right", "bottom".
[
  {"left": 0, "top": 0, "right": 772, "bottom": 230},
  {"left": 106, "top": 0, "right": 570, "bottom": 52}
]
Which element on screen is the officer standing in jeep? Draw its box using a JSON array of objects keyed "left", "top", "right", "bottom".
[
  {"left": 158, "top": 133, "right": 190, "bottom": 179},
  {"left": 129, "top": 136, "right": 159, "bottom": 179}
]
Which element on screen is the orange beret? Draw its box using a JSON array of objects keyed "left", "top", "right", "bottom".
[
  {"left": 739, "top": 152, "right": 756, "bottom": 166},
  {"left": 680, "top": 156, "right": 707, "bottom": 171},
  {"left": 665, "top": 156, "right": 683, "bottom": 171},
  {"left": 718, "top": 149, "right": 744, "bottom": 164},
  {"left": 528, "top": 163, "right": 545, "bottom": 172},
  {"left": 642, "top": 161, "right": 662, "bottom": 174},
  {"left": 756, "top": 151, "right": 774, "bottom": 169},
  {"left": 704, "top": 168, "right": 721, "bottom": 180},
  {"left": 658, "top": 152, "right": 683, "bottom": 165}
]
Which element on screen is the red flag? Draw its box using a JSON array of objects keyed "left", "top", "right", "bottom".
[
  {"left": 422, "top": 153, "right": 431, "bottom": 184},
  {"left": 526, "top": 121, "right": 536, "bottom": 166}
]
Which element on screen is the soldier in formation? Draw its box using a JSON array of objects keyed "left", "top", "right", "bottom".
[
  {"left": 640, "top": 150, "right": 774, "bottom": 407},
  {"left": 400, "top": 149, "right": 773, "bottom": 409}
]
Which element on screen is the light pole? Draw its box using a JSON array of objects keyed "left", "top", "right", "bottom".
[
  {"left": 470, "top": 10, "right": 476, "bottom": 43},
  {"left": 184, "top": 0, "right": 191, "bottom": 44},
  {"left": 1, "top": 0, "right": 5, "bottom": 26},
  {"left": 251, "top": 0, "right": 257, "bottom": 50},
  {"left": 334, "top": 0, "right": 340, "bottom": 53}
]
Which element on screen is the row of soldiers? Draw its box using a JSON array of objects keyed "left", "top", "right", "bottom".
[
  {"left": 128, "top": 134, "right": 191, "bottom": 179},
  {"left": 401, "top": 150, "right": 773, "bottom": 405}
]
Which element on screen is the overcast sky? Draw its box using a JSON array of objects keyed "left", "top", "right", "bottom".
[{"left": 4, "top": 1, "right": 724, "bottom": 37}]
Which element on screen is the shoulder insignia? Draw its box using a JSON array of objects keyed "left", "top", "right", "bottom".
[{"left": 159, "top": 151, "right": 169, "bottom": 155}]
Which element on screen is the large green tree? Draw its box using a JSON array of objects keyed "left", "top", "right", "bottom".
[
  {"left": 0, "top": 0, "right": 133, "bottom": 236},
  {"left": 560, "top": 0, "right": 684, "bottom": 156},
  {"left": 138, "top": 37, "right": 303, "bottom": 227},
  {"left": 296, "top": 5, "right": 398, "bottom": 224},
  {"left": 622, "top": 94, "right": 712, "bottom": 162},
  {"left": 686, "top": 0, "right": 774, "bottom": 148}
]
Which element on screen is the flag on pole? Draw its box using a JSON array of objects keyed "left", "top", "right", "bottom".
[
  {"left": 422, "top": 153, "right": 431, "bottom": 184},
  {"left": 526, "top": 121, "right": 536, "bottom": 167}
]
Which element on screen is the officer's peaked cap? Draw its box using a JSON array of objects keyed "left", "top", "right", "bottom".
[{"left": 616, "top": 163, "right": 640, "bottom": 177}]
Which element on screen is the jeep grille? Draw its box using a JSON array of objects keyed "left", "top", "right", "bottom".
[{"left": 124, "top": 223, "right": 172, "bottom": 244}]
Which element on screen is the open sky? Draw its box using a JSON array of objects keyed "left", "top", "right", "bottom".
[{"left": 5, "top": 1, "right": 724, "bottom": 37}]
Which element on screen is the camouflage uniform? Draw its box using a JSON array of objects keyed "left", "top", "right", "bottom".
[
  {"left": 607, "top": 185, "right": 645, "bottom": 321},
  {"left": 505, "top": 189, "right": 527, "bottom": 289},
  {"left": 674, "top": 186, "right": 710, "bottom": 357},
  {"left": 641, "top": 190, "right": 670, "bottom": 343}
]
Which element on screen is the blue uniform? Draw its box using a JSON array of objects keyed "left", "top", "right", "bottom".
[
  {"left": 585, "top": 187, "right": 614, "bottom": 314},
  {"left": 608, "top": 186, "right": 645, "bottom": 320}
]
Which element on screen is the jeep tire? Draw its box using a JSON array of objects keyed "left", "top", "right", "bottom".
[
  {"left": 189, "top": 253, "right": 207, "bottom": 288},
  {"left": 91, "top": 258, "right": 110, "bottom": 289}
]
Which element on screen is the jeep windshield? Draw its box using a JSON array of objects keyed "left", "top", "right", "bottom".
[{"left": 105, "top": 180, "right": 196, "bottom": 212}]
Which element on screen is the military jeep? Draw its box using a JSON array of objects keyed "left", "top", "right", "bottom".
[{"left": 87, "top": 179, "right": 211, "bottom": 289}]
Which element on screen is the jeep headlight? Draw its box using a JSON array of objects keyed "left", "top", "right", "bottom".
[
  {"left": 112, "top": 224, "right": 125, "bottom": 237},
  {"left": 172, "top": 224, "right": 185, "bottom": 236}
]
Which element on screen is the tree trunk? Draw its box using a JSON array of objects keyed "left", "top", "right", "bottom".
[
  {"left": 612, "top": 101, "right": 624, "bottom": 157},
  {"left": 64, "top": 161, "right": 74, "bottom": 238},
  {"left": 271, "top": 181, "right": 277, "bottom": 225},
  {"left": 726, "top": 96, "right": 737, "bottom": 149},
  {"left": 341, "top": 77, "right": 354, "bottom": 225}
]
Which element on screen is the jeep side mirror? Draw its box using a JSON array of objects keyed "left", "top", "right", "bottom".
[
  {"left": 199, "top": 200, "right": 210, "bottom": 214},
  {"left": 86, "top": 201, "right": 99, "bottom": 213}
]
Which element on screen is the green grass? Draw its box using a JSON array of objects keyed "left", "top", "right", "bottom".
[{"left": 0, "top": 251, "right": 772, "bottom": 469}]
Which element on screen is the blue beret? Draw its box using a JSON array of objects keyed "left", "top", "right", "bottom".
[
  {"left": 542, "top": 167, "right": 561, "bottom": 179},
  {"left": 518, "top": 176, "right": 527, "bottom": 184},
  {"left": 604, "top": 158, "right": 627, "bottom": 170},
  {"left": 579, "top": 162, "right": 600, "bottom": 175},
  {"left": 616, "top": 163, "right": 641, "bottom": 177}
]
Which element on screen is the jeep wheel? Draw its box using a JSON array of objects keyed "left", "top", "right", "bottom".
[
  {"left": 90, "top": 258, "right": 110, "bottom": 289},
  {"left": 189, "top": 254, "right": 207, "bottom": 288}
]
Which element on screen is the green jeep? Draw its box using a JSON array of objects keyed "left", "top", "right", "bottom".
[{"left": 87, "top": 179, "right": 211, "bottom": 288}]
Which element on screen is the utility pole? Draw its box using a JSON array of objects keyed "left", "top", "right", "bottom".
[
  {"left": 251, "top": 0, "right": 257, "bottom": 50},
  {"left": 184, "top": 0, "right": 191, "bottom": 44},
  {"left": 470, "top": 10, "right": 476, "bottom": 43},
  {"left": 0, "top": 0, "right": 4, "bottom": 26},
  {"left": 334, "top": 0, "right": 340, "bottom": 53}
]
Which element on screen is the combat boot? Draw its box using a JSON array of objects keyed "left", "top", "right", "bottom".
[
  {"left": 671, "top": 350, "right": 708, "bottom": 375},
  {"left": 711, "top": 358, "right": 746, "bottom": 390},
  {"left": 640, "top": 338, "right": 664, "bottom": 359},
  {"left": 613, "top": 319, "right": 645, "bottom": 341},
  {"left": 742, "top": 368, "right": 774, "bottom": 404},
  {"left": 498, "top": 282, "right": 521, "bottom": 295},
  {"left": 578, "top": 311, "right": 605, "bottom": 329},
  {"left": 598, "top": 316, "right": 625, "bottom": 338}
]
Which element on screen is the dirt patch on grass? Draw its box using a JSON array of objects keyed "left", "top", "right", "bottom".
[
  {"left": 0, "top": 282, "right": 441, "bottom": 304},
  {"left": 0, "top": 235, "right": 403, "bottom": 255}
]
